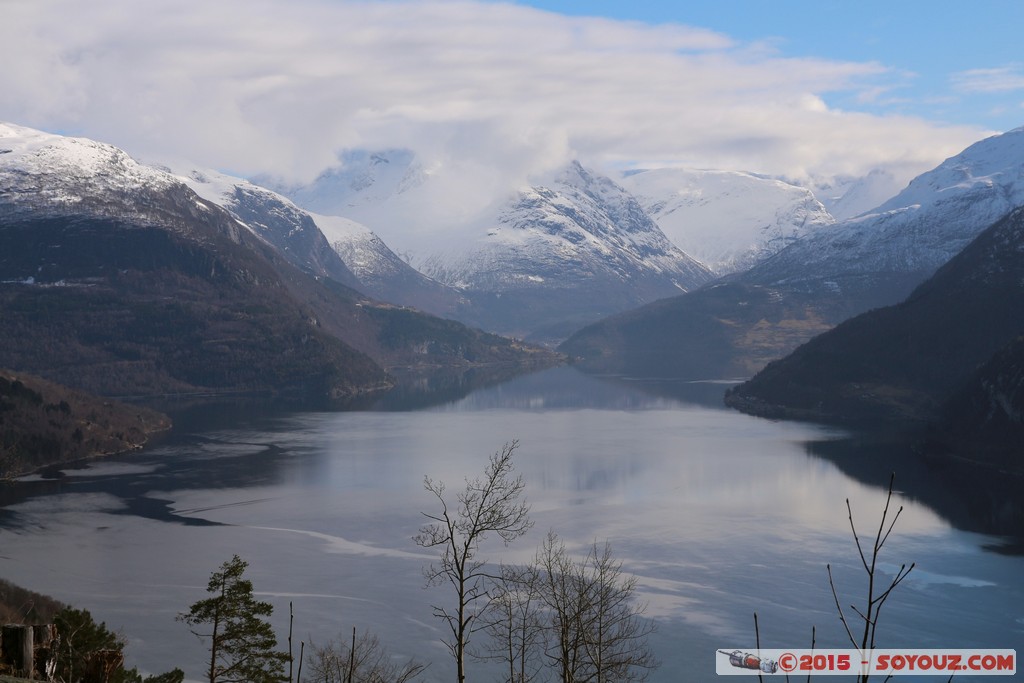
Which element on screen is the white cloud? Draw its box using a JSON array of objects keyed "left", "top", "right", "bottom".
[
  {"left": 951, "top": 65, "right": 1024, "bottom": 94},
  {"left": 0, "top": 0, "right": 988, "bottom": 195}
]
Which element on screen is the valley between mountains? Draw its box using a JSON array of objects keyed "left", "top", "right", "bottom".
[{"left": 2, "top": 121, "right": 1024, "bottom": 482}]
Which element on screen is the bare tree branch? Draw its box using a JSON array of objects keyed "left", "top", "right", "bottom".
[{"left": 414, "top": 441, "right": 533, "bottom": 683}]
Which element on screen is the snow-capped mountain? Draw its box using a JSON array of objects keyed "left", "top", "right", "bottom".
[
  {"left": 0, "top": 122, "right": 390, "bottom": 397},
  {"left": 0, "top": 122, "right": 176, "bottom": 221},
  {"left": 176, "top": 167, "right": 362, "bottom": 288},
  {"left": 420, "top": 162, "right": 712, "bottom": 293},
  {"left": 561, "top": 125, "right": 1024, "bottom": 381},
  {"left": 177, "top": 166, "right": 467, "bottom": 317},
  {"left": 743, "top": 126, "right": 1024, "bottom": 305},
  {"left": 272, "top": 155, "right": 715, "bottom": 340},
  {"left": 804, "top": 169, "right": 905, "bottom": 221},
  {"left": 0, "top": 122, "right": 557, "bottom": 397},
  {"left": 414, "top": 161, "right": 714, "bottom": 340},
  {"left": 727, "top": 205, "right": 1024, "bottom": 426},
  {"left": 620, "top": 168, "right": 835, "bottom": 275}
]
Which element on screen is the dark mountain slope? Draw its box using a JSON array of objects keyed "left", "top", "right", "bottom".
[
  {"left": 0, "top": 368, "right": 170, "bottom": 478},
  {"left": 931, "top": 336, "right": 1024, "bottom": 471},
  {"left": 724, "top": 206, "right": 1024, "bottom": 426},
  {"left": 0, "top": 211, "right": 390, "bottom": 399},
  {"left": 559, "top": 282, "right": 838, "bottom": 379}
]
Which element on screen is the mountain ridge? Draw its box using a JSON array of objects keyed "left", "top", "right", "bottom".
[
  {"left": 724, "top": 205, "right": 1024, "bottom": 429},
  {"left": 268, "top": 155, "right": 718, "bottom": 341},
  {"left": 561, "top": 126, "right": 1024, "bottom": 378},
  {"left": 0, "top": 123, "right": 559, "bottom": 400}
]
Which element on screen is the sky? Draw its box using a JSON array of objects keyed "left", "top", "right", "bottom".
[{"left": 1, "top": 0, "right": 1021, "bottom": 197}]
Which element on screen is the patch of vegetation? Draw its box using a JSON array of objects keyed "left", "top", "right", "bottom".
[
  {"left": 0, "top": 577, "right": 66, "bottom": 624},
  {"left": 0, "top": 216, "right": 390, "bottom": 401},
  {"left": 0, "top": 369, "right": 170, "bottom": 478}
]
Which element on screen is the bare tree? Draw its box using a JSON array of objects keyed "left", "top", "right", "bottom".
[
  {"left": 532, "top": 532, "right": 658, "bottom": 683},
  {"left": 579, "top": 541, "right": 658, "bottom": 683},
  {"left": 305, "top": 630, "right": 426, "bottom": 683},
  {"left": 738, "top": 474, "right": 918, "bottom": 682},
  {"left": 479, "top": 563, "right": 547, "bottom": 683},
  {"left": 413, "top": 441, "right": 533, "bottom": 683},
  {"left": 828, "top": 473, "right": 914, "bottom": 683},
  {"left": 535, "top": 532, "right": 587, "bottom": 683}
]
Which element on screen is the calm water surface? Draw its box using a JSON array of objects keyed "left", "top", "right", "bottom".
[{"left": 0, "top": 367, "right": 1020, "bottom": 681}]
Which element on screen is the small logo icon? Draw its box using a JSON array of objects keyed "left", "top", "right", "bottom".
[{"left": 719, "top": 650, "right": 779, "bottom": 674}]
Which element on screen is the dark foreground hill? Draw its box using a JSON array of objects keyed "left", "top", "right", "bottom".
[
  {"left": 726, "top": 206, "right": 1024, "bottom": 471},
  {"left": 0, "top": 368, "right": 169, "bottom": 478},
  {"left": 929, "top": 336, "right": 1024, "bottom": 472}
]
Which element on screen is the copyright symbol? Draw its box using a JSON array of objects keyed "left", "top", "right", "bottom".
[{"left": 779, "top": 652, "right": 797, "bottom": 673}]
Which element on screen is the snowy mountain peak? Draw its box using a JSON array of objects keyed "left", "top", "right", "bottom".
[
  {"left": 0, "top": 122, "right": 173, "bottom": 218},
  {"left": 742, "top": 125, "right": 1024, "bottom": 307},
  {"left": 259, "top": 148, "right": 426, "bottom": 217},
  {"left": 873, "top": 127, "right": 1024, "bottom": 214},
  {"left": 417, "top": 160, "right": 712, "bottom": 297},
  {"left": 620, "top": 167, "right": 835, "bottom": 275}
]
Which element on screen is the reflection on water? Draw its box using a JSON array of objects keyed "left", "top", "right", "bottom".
[
  {"left": 0, "top": 366, "right": 1021, "bottom": 683},
  {"left": 805, "top": 432, "right": 1024, "bottom": 547}
]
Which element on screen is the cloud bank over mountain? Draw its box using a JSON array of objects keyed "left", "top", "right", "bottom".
[{"left": 1, "top": 0, "right": 987, "bottom": 197}]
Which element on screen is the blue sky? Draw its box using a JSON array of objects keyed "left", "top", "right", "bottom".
[
  {"left": 516, "top": 0, "right": 1024, "bottom": 133},
  {"left": 1, "top": 0, "right": 1014, "bottom": 191}
]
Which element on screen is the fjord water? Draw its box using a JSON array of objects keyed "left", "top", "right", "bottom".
[{"left": 0, "top": 367, "right": 1020, "bottom": 681}]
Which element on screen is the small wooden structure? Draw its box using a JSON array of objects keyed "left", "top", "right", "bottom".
[{"left": 0, "top": 623, "right": 58, "bottom": 680}]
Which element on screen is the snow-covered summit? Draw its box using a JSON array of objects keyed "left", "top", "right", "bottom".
[
  {"left": 873, "top": 125, "right": 1024, "bottom": 214},
  {"left": 258, "top": 149, "right": 426, "bottom": 217},
  {"left": 621, "top": 167, "right": 835, "bottom": 275},
  {"left": 420, "top": 160, "right": 712, "bottom": 294},
  {"left": 744, "top": 126, "right": 1024, "bottom": 295},
  {"left": 0, "top": 122, "right": 174, "bottom": 218}
]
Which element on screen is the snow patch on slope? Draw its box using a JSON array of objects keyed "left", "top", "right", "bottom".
[
  {"left": 312, "top": 212, "right": 412, "bottom": 281},
  {"left": 621, "top": 168, "right": 835, "bottom": 275},
  {"left": 746, "top": 127, "right": 1024, "bottom": 288}
]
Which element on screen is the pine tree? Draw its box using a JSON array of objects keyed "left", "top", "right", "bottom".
[{"left": 178, "top": 555, "right": 288, "bottom": 683}]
